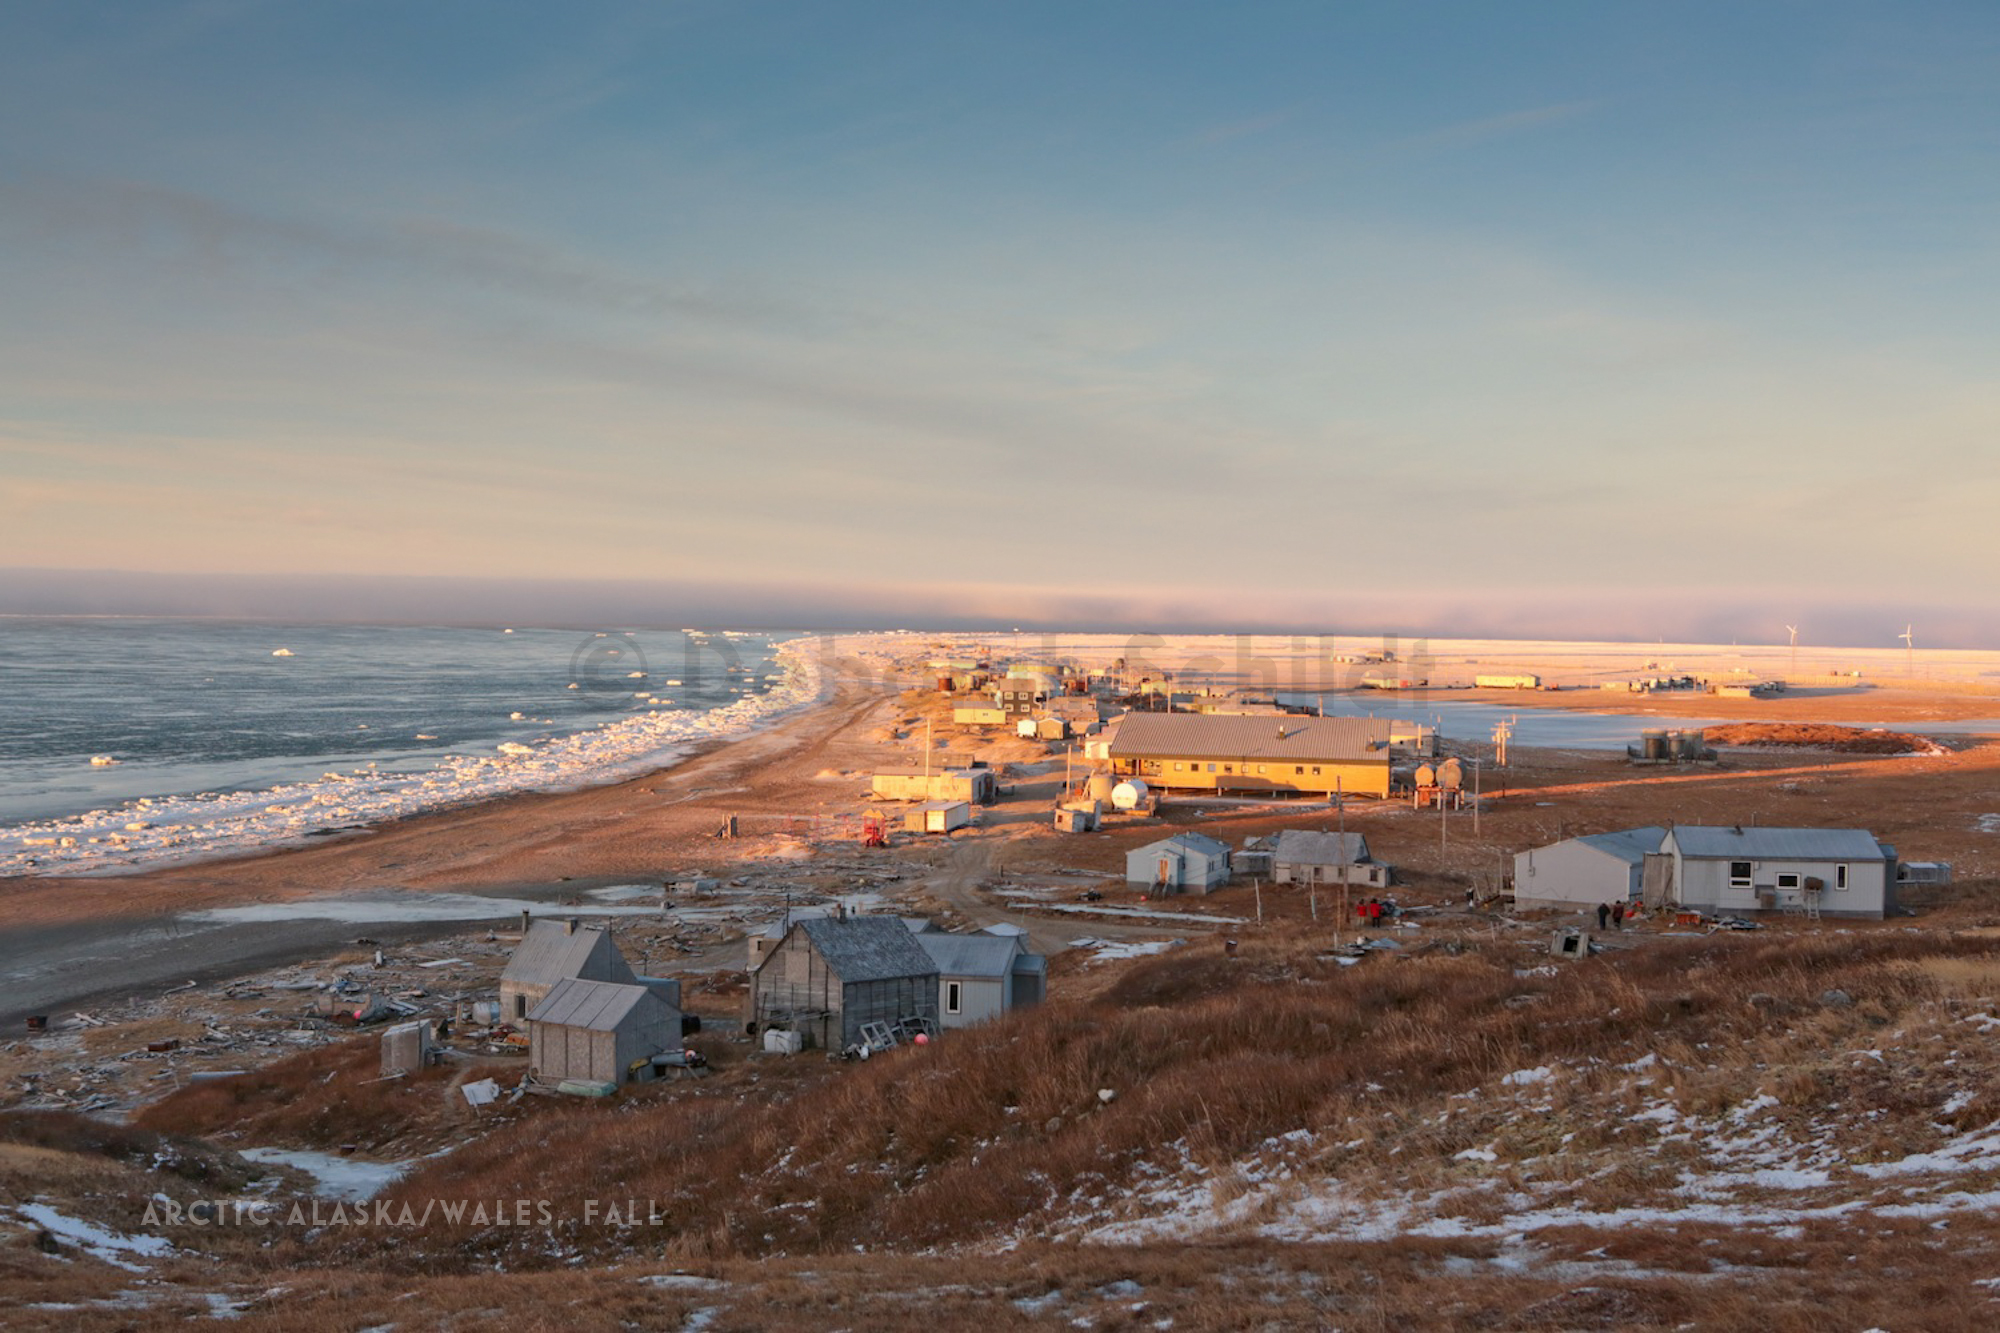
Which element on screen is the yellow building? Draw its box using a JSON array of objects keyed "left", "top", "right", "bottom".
[{"left": 1105, "top": 713, "right": 1392, "bottom": 797}]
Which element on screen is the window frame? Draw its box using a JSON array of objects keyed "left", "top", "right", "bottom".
[{"left": 1728, "top": 861, "right": 1754, "bottom": 889}]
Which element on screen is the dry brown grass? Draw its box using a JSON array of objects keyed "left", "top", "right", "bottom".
[
  {"left": 271, "top": 925, "right": 2000, "bottom": 1273},
  {"left": 132, "top": 1037, "right": 528, "bottom": 1153}
]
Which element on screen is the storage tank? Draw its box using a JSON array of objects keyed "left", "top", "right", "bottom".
[
  {"left": 1087, "top": 773, "right": 1117, "bottom": 805},
  {"left": 1641, "top": 729, "right": 1668, "bottom": 760},
  {"left": 1111, "top": 779, "right": 1149, "bottom": 811},
  {"left": 1681, "top": 728, "right": 1705, "bottom": 759},
  {"left": 1437, "top": 757, "right": 1464, "bottom": 790},
  {"left": 1414, "top": 763, "right": 1437, "bottom": 789}
]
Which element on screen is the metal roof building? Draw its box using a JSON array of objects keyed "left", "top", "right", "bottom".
[
  {"left": 527, "top": 977, "right": 678, "bottom": 1085},
  {"left": 749, "top": 916, "right": 940, "bottom": 1053},
  {"left": 500, "top": 919, "right": 639, "bottom": 1023},
  {"left": 915, "top": 928, "right": 1046, "bottom": 1029},
  {"left": 1126, "top": 831, "right": 1233, "bottom": 894},
  {"left": 1269, "top": 830, "right": 1389, "bottom": 888},
  {"left": 1106, "top": 713, "right": 1393, "bottom": 797},
  {"left": 1512, "top": 827, "right": 1667, "bottom": 911},
  {"left": 1657, "top": 825, "right": 1898, "bottom": 919}
]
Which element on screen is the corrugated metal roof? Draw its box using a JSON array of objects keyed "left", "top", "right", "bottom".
[
  {"left": 502, "top": 921, "right": 636, "bottom": 989},
  {"left": 1573, "top": 826, "right": 1668, "bottom": 864},
  {"left": 526, "top": 978, "right": 660, "bottom": 1031},
  {"left": 1106, "top": 713, "right": 1391, "bottom": 762},
  {"left": 794, "top": 916, "right": 940, "bottom": 985},
  {"left": 1272, "top": 830, "right": 1371, "bottom": 866},
  {"left": 1133, "top": 832, "right": 1231, "bottom": 859},
  {"left": 916, "top": 932, "right": 1023, "bottom": 979},
  {"left": 1669, "top": 826, "right": 1888, "bottom": 860}
]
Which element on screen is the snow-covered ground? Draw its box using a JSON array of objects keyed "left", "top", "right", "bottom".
[{"left": 1054, "top": 1033, "right": 2000, "bottom": 1258}]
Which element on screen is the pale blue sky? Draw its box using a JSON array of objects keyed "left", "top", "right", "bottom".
[{"left": 3, "top": 3, "right": 1997, "bottom": 639}]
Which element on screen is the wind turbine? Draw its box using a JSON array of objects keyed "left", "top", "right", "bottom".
[
  {"left": 1900, "top": 625, "right": 1915, "bottom": 678},
  {"left": 1785, "top": 624, "right": 1798, "bottom": 680}
]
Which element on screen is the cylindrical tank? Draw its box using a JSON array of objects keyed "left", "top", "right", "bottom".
[
  {"left": 1414, "top": 763, "right": 1437, "bottom": 789},
  {"left": 1641, "top": 729, "right": 1668, "bottom": 760},
  {"left": 1111, "top": 779, "right": 1149, "bottom": 811},
  {"left": 1087, "top": 773, "right": 1117, "bottom": 805},
  {"left": 1437, "top": 757, "right": 1464, "bottom": 790},
  {"left": 1683, "top": 728, "right": 1705, "bottom": 757},
  {"left": 1665, "top": 729, "right": 1687, "bottom": 758}
]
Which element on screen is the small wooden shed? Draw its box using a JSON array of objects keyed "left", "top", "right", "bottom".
[
  {"left": 500, "top": 918, "right": 638, "bottom": 1024},
  {"left": 748, "top": 916, "right": 939, "bottom": 1052},
  {"left": 527, "top": 978, "right": 678, "bottom": 1085}
]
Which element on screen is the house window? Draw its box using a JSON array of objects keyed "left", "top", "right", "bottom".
[
  {"left": 945, "top": 981, "right": 962, "bottom": 1015},
  {"left": 1836, "top": 864, "right": 1849, "bottom": 891},
  {"left": 1206, "top": 763, "right": 1216, "bottom": 773},
  {"left": 514, "top": 994, "right": 527, "bottom": 1019},
  {"left": 1776, "top": 872, "right": 1801, "bottom": 891},
  {"left": 1223, "top": 765, "right": 1234, "bottom": 774},
  {"left": 1256, "top": 765, "right": 1267, "bottom": 774},
  {"left": 1311, "top": 766, "right": 1322, "bottom": 776},
  {"left": 1729, "top": 861, "right": 1753, "bottom": 888},
  {"left": 1295, "top": 766, "right": 1305, "bottom": 775},
  {"left": 1174, "top": 762, "right": 1185, "bottom": 771}
]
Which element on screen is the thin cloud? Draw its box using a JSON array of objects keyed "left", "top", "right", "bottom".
[{"left": 1404, "top": 100, "right": 1596, "bottom": 152}]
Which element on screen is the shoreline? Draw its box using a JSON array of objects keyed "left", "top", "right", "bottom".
[{"left": 0, "top": 633, "right": 836, "bottom": 879}]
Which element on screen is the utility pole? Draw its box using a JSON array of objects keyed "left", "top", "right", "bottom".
[
  {"left": 1336, "top": 777, "right": 1347, "bottom": 946},
  {"left": 1473, "top": 757, "right": 1481, "bottom": 837}
]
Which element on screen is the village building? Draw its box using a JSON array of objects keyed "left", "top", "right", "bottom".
[
  {"left": 870, "top": 767, "right": 997, "bottom": 803},
  {"left": 500, "top": 918, "right": 639, "bottom": 1023},
  {"left": 526, "top": 977, "right": 680, "bottom": 1085},
  {"left": 748, "top": 915, "right": 941, "bottom": 1052},
  {"left": 1106, "top": 713, "right": 1393, "bottom": 797},
  {"left": 952, "top": 701, "right": 1008, "bottom": 727},
  {"left": 996, "top": 676, "right": 1049, "bottom": 721},
  {"left": 914, "top": 925, "right": 1046, "bottom": 1028},
  {"left": 1512, "top": 827, "right": 1668, "bottom": 911},
  {"left": 1126, "top": 831, "right": 1233, "bottom": 894},
  {"left": 1267, "top": 829, "right": 1391, "bottom": 888},
  {"left": 902, "top": 800, "right": 971, "bottom": 834},
  {"left": 1651, "top": 826, "right": 1898, "bottom": 919}
]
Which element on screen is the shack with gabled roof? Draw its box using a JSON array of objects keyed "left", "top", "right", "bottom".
[
  {"left": 748, "top": 915, "right": 940, "bottom": 1052},
  {"left": 527, "top": 978, "right": 679, "bottom": 1085},
  {"left": 500, "top": 918, "right": 639, "bottom": 1023}
]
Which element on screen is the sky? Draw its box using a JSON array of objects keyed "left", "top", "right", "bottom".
[{"left": 3, "top": 2, "right": 1998, "bottom": 643}]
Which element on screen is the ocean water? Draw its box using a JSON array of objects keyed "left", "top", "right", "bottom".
[{"left": 0, "top": 619, "right": 822, "bottom": 876}]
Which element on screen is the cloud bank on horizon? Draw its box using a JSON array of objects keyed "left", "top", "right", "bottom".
[{"left": 2, "top": 3, "right": 1996, "bottom": 644}]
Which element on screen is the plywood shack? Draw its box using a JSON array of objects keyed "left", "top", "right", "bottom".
[
  {"left": 500, "top": 919, "right": 639, "bottom": 1024},
  {"left": 748, "top": 916, "right": 939, "bottom": 1052},
  {"left": 527, "top": 978, "right": 678, "bottom": 1085}
]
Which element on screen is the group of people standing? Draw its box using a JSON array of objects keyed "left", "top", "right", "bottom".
[
  {"left": 1596, "top": 899, "right": 1630, "bottom": 931},
  {"left": 1354, "top": 897, "right": 1389, "bottom": 929}
]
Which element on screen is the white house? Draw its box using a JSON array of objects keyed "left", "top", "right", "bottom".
[
  {"left": 1512, "top": 827, "right": 1667, "bottom": 911},
  {"left": 1654, "top": 826, "right": 1897, "bottom": 919},
  {"left": 1125, "top": 832, "right": 1232, "bottom": 894},
  {"left": 914, "top": 925, "right": 1046, "bottom": 1028}
]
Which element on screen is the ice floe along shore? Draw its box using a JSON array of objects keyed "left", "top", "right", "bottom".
[{"left": 0, "top": 639, "right": 830, "bottom": 879}]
